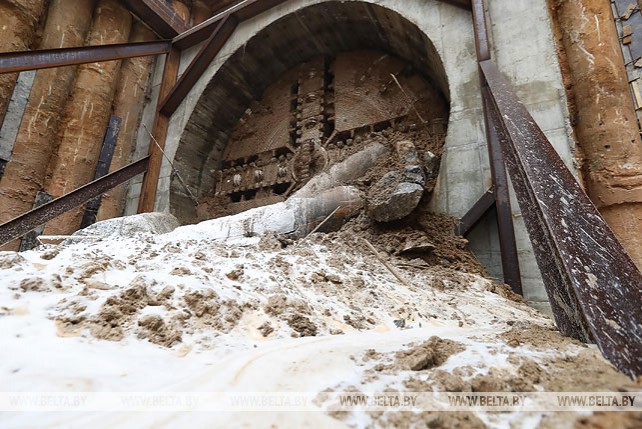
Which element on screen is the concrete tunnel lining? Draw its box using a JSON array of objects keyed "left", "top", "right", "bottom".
[{"left": 169, "top": 0, "right": 455, "bottom": 223}]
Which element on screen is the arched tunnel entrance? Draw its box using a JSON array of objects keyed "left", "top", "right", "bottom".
[{"left": 170, "top": 1, "right": 451, "bottom": 223}]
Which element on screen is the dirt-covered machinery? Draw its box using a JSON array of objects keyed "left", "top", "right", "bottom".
[{"left": 200, "top": 50, "right": 449, "bottom": 220}]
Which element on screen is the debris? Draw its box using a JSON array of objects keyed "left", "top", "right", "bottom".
[{"left": 366, "top": 171, "right": 424, "bottom": 222}]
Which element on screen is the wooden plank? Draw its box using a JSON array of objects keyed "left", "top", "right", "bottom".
[
  {"left": 160, "top": 14, "right": 238, "bottom": 116},
  {"left": 120, "top": 0, "right": 190, "bottom": 38},
  {"left": 0, "top": 41, "right": 171, "bottom": 75},
  {"left": 137, "top": 47, "right": 181, "bottom": 213}
]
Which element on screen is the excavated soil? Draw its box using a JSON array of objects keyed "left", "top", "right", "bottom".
[{"left": 3, "top": 214, "right": 640, "bottom": 427}]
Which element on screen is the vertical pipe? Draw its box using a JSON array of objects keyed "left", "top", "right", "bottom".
[
  {"left": 96, "top": 21, "right": 156, "bottom": 221},
  {"left": 42, "top": 0, "right": 132, "bottom": 236},
  {"left": 0, "top": 0, "right": 45, "bottom": 129},
  {"left": 0, "top": 0, "right": 96, "bottom": 251},
  {"left": 550, "top": 0, "right": 642, "bottom": 269},
  {"left": 471, "top": 0, "right": 523, "bottom": 294}
]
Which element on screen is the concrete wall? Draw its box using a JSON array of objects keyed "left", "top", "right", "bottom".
[{"left": 130, "top": 0, "right": 578, "bottom": 311}]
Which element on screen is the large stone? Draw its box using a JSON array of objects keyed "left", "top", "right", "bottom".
[
  {"left": 367, "top": 171, "right": 424, "bottom": 222},
  {"left": 404, "top": 165, "right": 426, "bottom": 187}
]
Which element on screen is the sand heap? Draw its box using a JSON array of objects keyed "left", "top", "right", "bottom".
[{"left": 1, "top": 213, "right": 640, "bottom": 428}]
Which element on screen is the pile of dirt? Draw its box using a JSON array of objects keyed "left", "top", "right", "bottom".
[
  {"left": 394, "top": 337, "right": 467, "bottom": 371},
  {"left": 319, "top": 329, "right": 641, "bottom": 428},
  {"left": 29, "top": 222, "right": 523, "bottom": 350},
  {"left": 337, "top": 210, "right": 487, "bottom": 276}
]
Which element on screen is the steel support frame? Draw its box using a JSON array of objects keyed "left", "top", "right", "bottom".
[
  {"left": 481, "top": 61, "right": 642, "bottom": 378},
  {"left": 0, "top": 157, "right": 149, "bottom": 247},
  {"left": 173, "top": 0, "right": 290, "bottom": 49},
  {"left": 81, "top": 114, "right": 123, "bottom": 229},
  {"left": 138, "top": 47, "right": 181, "bottom": 213},
  {"left": 455, "top": 188, "right": 495, "bottom": 237},
  {"left": 119, "top": 0, "right": 190, "bottom": 38},
  {"left": 160, "top": 14, "right": 239, "bottom": 116},
  {"left": 0, "top": 41, "right": 171, "bottom": 75},
  {"left": 470, "top": 0, "right": 523, "bottom": 294},
  {"left": 472, "top": 0, "right": 642, "bottom": 377}
]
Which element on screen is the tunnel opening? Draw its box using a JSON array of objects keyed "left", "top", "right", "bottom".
[{"left": 171, "top": 1, "right": 451, "bottom": 224}]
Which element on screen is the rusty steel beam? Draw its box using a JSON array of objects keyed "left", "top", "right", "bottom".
[
  {"left": 455, "top": 188, "right": 495, "bottom": 237},
  {"left": 138, "top": 47, "right": 181, "bottom": 213},
  {"left": 160, "top": 14, "right": 238, "bottom": 116},
  {"left": 471, "top": 0, "right": 490, "bottom": 61},
  {"left": 81, "top": 115, "right": 123, "bottom": 229},
  {"left": 173, "top": 0, "right": 288, "bottom": 49},
  {"left": 0, "top": 41, "right": 171, "bottom": 75},
  {"left": 471, "top": 0, "right": 522, "bottom": 294},
  {"left": 481, "top": 59, "right": 642, "bottom": 378},
  {"left": 0, "top": 157, "right": 149, "bottom": 247},
  {"left": 120, "top": 0, "right": 190, "bottom": 38}
]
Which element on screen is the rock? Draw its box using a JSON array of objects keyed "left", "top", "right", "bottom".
[
  {"left": 400, "top": 236, "right": 436, "bottom": 255},
  {"left": 423, "top": 151, "right": 439, "bottom": 177},
  {"left": 367, "top": 171, "right": 424, "bottom": 222},
  {"left": 69, "top": 212, "right": 180, "bottom": 241},
  {"left": 404, "top": 165, "right": 426, "bottom": 186},
  {"left": 395, "top": 140, "right": 419, "bottom": 164}
]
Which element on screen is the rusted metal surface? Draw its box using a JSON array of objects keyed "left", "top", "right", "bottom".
[
  {"left": 481, "top": 59, "right": 642, "bottom": 378},
  {"left": 19, "top": 191, "right": 53, "bottom": 252},
  {"left": 471, "top": 0, "right": 522, "bottom": 294},
  {"left": 471, "top": 0, "right": 490, "bottom": 61},
  {"left": 119, "top": 0, "right": 190, "bottom": 38},
  {"left": 0, "top": 41, "right": 171, "bottom": 75},
  {"left": 160, "top": 14, "right": 238, "bottom": 116},
  {"left": 485, "top": 103, "right": 523, "bottom": 295},
  {"left": 455, "top": 188, "right": 495, "bottom": 237},
  {"left": 0, "top": 157, "right": 149, "bottom": 247},
  {"left": 138, "top": 47, "right": 181, "bottom": 213},
  {"left": 173, "top": 0, "right": 289, "bottom": 49},
  {"left": 81, "top": 115, "right": 122, "bottom": 229}
]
